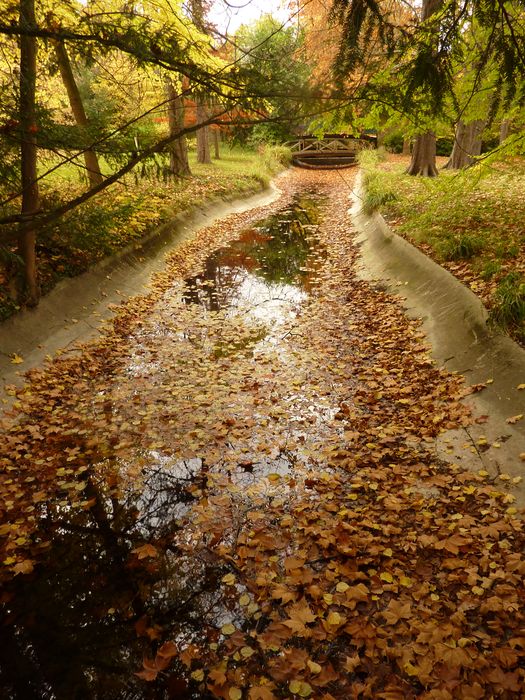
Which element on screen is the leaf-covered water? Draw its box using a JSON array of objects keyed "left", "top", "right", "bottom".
[
  {"left": 2, "top": 171, "right": 524, "bottom": 700},
  {"left": 0, "top": 192, "right": 328, "bottom": 700}
]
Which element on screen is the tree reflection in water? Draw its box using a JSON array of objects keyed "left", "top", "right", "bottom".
[
  {"left": 0, "top": 192, "right": 326, "bottom": 699},
  {"left": 182, "top": 192, "right": 325, "bottom": 315},
  {"left": 0, "top": 455, "right": 239, "bottom": 699}
]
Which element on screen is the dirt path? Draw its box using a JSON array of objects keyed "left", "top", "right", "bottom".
[{"left": 1, "top": 169, "right": 525, "bottom": 699}]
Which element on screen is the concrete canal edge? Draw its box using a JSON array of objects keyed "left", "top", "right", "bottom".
[
  {"left": 349, "top": 173, "right": 525, "bottom": 500},
  {"left": 0, "top": 182, "right": 281, "bottom": 400}
]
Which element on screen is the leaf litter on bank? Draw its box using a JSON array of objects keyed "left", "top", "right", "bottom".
[{"left": 1, "top": 169, "right": 525, "bottom": 698}]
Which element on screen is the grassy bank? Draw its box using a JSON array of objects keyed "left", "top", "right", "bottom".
[
  {"left": 0, "top": 146, "right": 291, "bottom": 321},
  {"left": 359, "top": 150, "right": 525, "bottom": 344}
]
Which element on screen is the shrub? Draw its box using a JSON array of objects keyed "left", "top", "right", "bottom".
[
  {"left": 436, "top": 233, "right": 484, "bottom": 261},
  {"left": 490, "top": 272, "right": 525, "bottom": 336}
]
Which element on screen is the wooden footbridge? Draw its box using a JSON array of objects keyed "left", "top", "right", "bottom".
[{"left": 285, "top": 135, "right": 374, "bottom": 169}]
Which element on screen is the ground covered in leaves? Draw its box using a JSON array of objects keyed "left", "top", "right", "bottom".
[{"left": 1, "top": 168, "right": 525, "bottom": 699}]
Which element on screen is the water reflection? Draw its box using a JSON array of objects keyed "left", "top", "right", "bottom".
[
  {"left": 0, "top": 459, "right": 234, "bottom": 699},
  {"left": 0, "top": 192, "right": 328, "bottom": 699},
  {"left": 182, "top": 194, "right": 325, "bottom": 328}
]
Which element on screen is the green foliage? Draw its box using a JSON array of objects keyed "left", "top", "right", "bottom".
[
  {"left": 358, "top": 149, "right": 396, "bottom": 213},
  {"left": 490, "top": 272, "right": 525, "bottom": 338},
  {"left": 360, "top": 155, "right": 525, "bottom": 341},
  {"left": 0, "top": 148, "right": 286, "bottom": 320},
  {"left": 260, "top": 144, "right": 292, "bottom": 172},
  {"left": 234, "top": 15, "right": 312, "bottom": 142},
  {"left": 436, "top": 232, "right": 484, "bottom": 261}
]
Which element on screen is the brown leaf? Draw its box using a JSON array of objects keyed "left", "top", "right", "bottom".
[{"left": 132, "top": 543, "right": 159, "bottom": 559}]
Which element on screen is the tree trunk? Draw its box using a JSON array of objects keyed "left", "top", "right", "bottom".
[
  {"left": 402, "top": 137, "right": 411, "bottom": 155},
  {"left": 212, "top": 128, "right": 220, "bottom": 159},
  {"left": 165, "top": 78, "right": 191, "bottom": 177},
  {"left": 406, "top": 0, "right": 442, "bottom": 177},
  {"left": 499, "top": 119, "right": 511, "bottom": 144},
  {"left": 196, "top": 99, "right": 211, "bottom": 164},
  {"left": 18, "top": 0, "right": 40, "bottom": 306},
  {"left": 406, "top": 132, "right": 438, "bottom": 176},
  {"left": 445, "top": 119, "right": 484, "bottom": 170},
  {"left": 54, "top": 40, "right": 103, "bottom": 188}
]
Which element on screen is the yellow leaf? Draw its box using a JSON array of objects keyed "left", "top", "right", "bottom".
[
  {"left": 383, "top": 548, "right": 393, "bottom": 557},
  {"left": 191, "top": 669, "right": 204, "bottom": 681},
  {"left": 289, "top": 681, "right": 312, "bottom": 697},
  {"left": 221, "top": 623, "right": 236, "bottom": 635},
  {"left": 404, "top": 662, "right": 418, "bottom": 677},
  {"left": 323, "top": 593, "right": 333, "bottom": 604},
  {"left": 335, "top": 581, "right": 349, "bottom": 592},
  {"left": 240, "top": 646, "right": 255, "bottom": 658},
  {"left": 307, "top": 660, "right": 322, "bottom": 674},
  {"left": 399, "top": 576, "right": 413, "bottom": 587},
  {"left": 222, "top": 573, "right": 236, "bottom": 585},
  {"left": 229, "top": 688, "right": 242, "bottom": 700},
  {"left": 326, "top": 611, "right": 342, "bottom": 625},
  {"left": 239, "top": 593, "right": 251, "bottom": 606},
  {"left": 10, "top": 354, "right": 23, "bottom": 364},
  {"left": 380, "top": 572, "right": 394, "bottom": 583}
]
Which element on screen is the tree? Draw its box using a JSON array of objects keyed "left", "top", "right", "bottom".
[
  {"left": 165, "top": 77, "right": 191, "bottom": 177},
  {"left": 54, "top": 40, "right": 104, "bottom": 188},
  {"left": 234, "top": 14, "right": 311, "bottom": 142},
  {"left": 18, "top": 0, "right": 40, "bottom": 304},
  {"left": 405, "top": 0, "right": 443, "bottom": 177},
  {"left": 444, "top": 119, "right": 484, "bottom": 169}
]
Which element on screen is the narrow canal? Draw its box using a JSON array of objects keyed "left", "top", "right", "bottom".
[
  {"left": 3, "top": 169, "right": 523, "bottom": 700},
  {"left": 0, "top": 189, "right": 332, "bottom": 699}
]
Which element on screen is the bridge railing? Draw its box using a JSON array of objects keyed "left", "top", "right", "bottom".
[{"left": 284, "top": 137, "right": 373, "bottom": 154}]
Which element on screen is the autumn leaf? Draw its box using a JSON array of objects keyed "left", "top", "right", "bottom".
[
  {"left": 157, "top": 641, "right": 178, "bottom": 659},
  {"left": 12, "top": 559, "right": 34, "bottom": 575},
  {"left": 132, "top": 543, "right": 158, "bottom": 559},
  {"left": 10, "top": 354, "right": 24, "bottom": 364},
  {"left": 289, "top": 680, "right": 313, "bottom": 697},
  {"left": 248, "top": 685, "right": 277, "bottom": 700},
  {"left": 283, "top": 599, "right": 316, "bottom": 635}
]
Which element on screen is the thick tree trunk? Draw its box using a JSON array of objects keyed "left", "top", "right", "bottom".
[
  {"left": 196, "top": 99, "right": 211, "bottom": 164},
  {"left": 18, "top": 0, "right": 40, "bottom": 305},
  {"left": 445, "top": 119, "right": 484, "bottom": 170},
  {"left": 402, "top": 137, "right": 411, "bottom": 155},
  {"left": 499, "top": 119, "right": 511, "bottom": 144},
  {"left": 406, "top": 132, "right": 438, "bottom": 176},
  {"left": 406, "top": 0, "right": 442, "bottom": 177},
  {"left": 212, "top": 127, "right": 220, "bottom": 159},
  {"left": 54, "top": 40, "right": 103, "bottom": 188},
  {"left": 165, "top": 78, "right": 191, "bottom": 177}
]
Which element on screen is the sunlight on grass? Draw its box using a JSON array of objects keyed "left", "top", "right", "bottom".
[{"left": 360, "top": 155, "right": 525, "bottom": 341}]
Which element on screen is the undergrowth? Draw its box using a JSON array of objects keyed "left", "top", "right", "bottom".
[{"left": 359, "top": 154, "right": 525, "bottom": 343}]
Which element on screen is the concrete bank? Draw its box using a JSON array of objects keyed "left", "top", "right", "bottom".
[
  {"left": 0, "top": 182, "right": 280, "bottom": 399},
  {"left": 350, "top": 174, "right": 525, "bottom": 498}
]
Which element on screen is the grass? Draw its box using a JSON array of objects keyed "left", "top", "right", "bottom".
[
  {"left": 0, "top": 145, "right": 291, "bottom": 321},
  {"left": 358, "top": 152, "right": 525, "bottom": 343}
]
